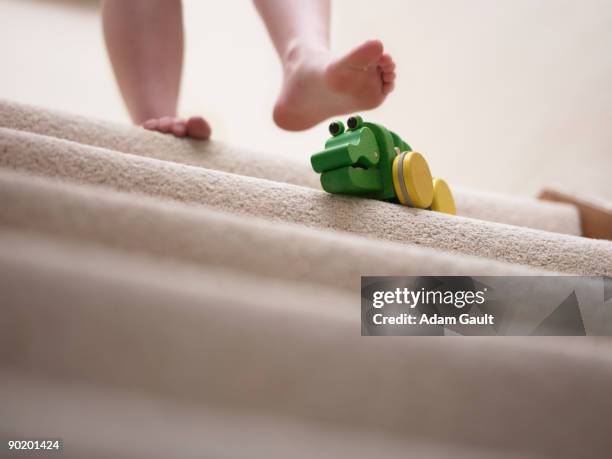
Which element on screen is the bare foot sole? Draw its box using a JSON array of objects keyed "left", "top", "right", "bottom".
[
  {"left": 273, "top": 39, "right": 396, "bottom": 131},
  {"left": 143, "top": 116, "right": 211, "bottom": 140}
]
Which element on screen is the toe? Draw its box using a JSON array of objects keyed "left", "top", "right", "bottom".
[
  {"left": 158, "top": 116, "right": 173, "bottom": 133},
  {"left": 342, "top": 39, "right": 384, "bottom": 69},
  {"left": 379, "top": 62, "right": 396, "bottom": 73},
  {"left": 143, "top": 119, "right": 159, "bottom": 130},
  {"left": 382, "top": 71, "right": 396, "bottom": 83},
  {"left": 379, "top": 60, "right": 395, "bottom": 73},
  {"left": 378, "top": 53, "right": 394, "bottom": 68},
  {"left": 186, "top": 116, "right": 211, "bottom": 140},
  {"left": 382, "top": 81, "right": 395, "bottom": 95},
  {"left": 171, "top": 119, "right": 187, "bottom": 137}
]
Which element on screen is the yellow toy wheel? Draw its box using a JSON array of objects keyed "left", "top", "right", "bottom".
[
  {"left": 392, "top": 151, "right": 434, "bottom": 208},
  {"left": 430, "top": 178, "right": 456, "bottom": 215}
]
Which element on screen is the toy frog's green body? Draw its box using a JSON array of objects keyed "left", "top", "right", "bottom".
[
  {"left": 310, "top": 115, "right": 456, "bottom": 215},
  {"left": 311, "top": 116, "right": 410, "bottom": 202}
]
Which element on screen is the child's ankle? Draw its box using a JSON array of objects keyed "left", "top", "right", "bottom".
[{"left": 282, "top": 40, "right": 329, "bottom": 66}]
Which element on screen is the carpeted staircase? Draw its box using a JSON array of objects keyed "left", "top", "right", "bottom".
[{"left": 1, "top": 99, "right": 611, "bottom": 459}]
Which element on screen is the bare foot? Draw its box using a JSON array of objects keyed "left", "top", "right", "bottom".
[
  {"left": 273, "top": 40, "right": 396, "bottom": 131},
  {"left": 142, "top": 116, "right": 211, "bottom": 140}
]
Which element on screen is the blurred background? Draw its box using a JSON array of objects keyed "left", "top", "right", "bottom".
[{"left": 1, "top": 0, "right": 611, "bottom": 198}]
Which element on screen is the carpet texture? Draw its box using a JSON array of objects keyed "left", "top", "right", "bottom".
[
  {"left": 0, "top": 99, "right": 581, "bottom": 235},
  {"left": 1, "top": 127, "right": 609, "bottom": 275},
  {"left": 1, "top": 99, "right": 612, "bottom": 459}
]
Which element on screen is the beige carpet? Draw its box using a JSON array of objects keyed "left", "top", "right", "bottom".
[{"left": 1, "top": 99, "right": 612, "bottom": 458}]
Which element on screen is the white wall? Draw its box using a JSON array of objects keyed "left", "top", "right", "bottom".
[{"left": 1, "top": 0, "right": 611, "bottom": 198}]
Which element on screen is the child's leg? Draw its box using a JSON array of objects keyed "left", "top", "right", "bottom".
[
  {"left": 253, "top": 0, "right": 396, "bottom": 131},
  {"left": 101, "top": 0, "right": 210, "bottom": 139}
]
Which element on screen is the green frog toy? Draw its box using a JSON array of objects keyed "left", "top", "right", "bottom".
[{"left": 310, "top": 115, "right": 456, "bottom": 215}]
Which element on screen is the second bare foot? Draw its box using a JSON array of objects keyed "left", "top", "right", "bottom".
[{"left": 142, "top": 116, "right": 211, "bottom": 140}]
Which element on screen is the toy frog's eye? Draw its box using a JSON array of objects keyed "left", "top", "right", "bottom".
[
  {"left": 347, "top": 115, "right": 363, "bottom": 130},
  {"left": 329, "top": 120, "right": 345, "bottom": 136}
]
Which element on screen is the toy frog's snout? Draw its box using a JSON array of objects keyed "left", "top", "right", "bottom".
[{"left": 310, "top": 126, "right": 380, "bottom": 173}]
